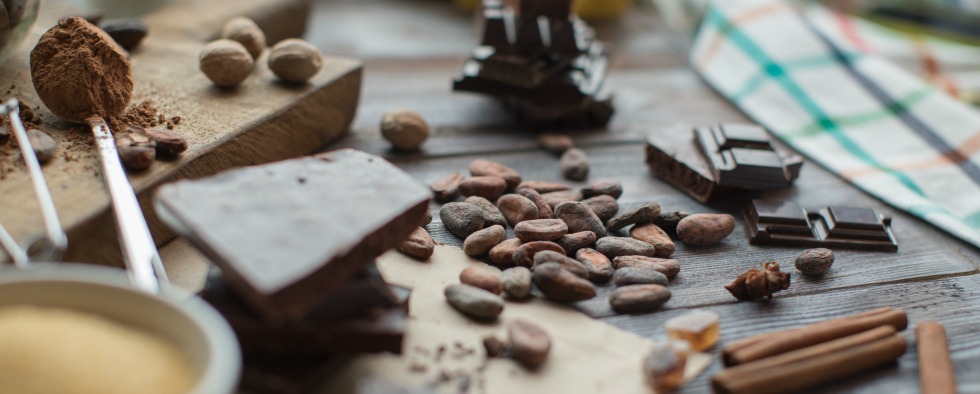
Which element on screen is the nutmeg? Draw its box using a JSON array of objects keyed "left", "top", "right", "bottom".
[
  {"left": 380, "top": 110, "right": 429, "bottom": 152},
  {"left": 220, "top": 17, "right": 265, "bottom": 59},
  {"left": 199, "top": 39, "right": 254, "bottom": 87},
  {"left": 267, "top": 38, "right": 323, "bottom": 84}
]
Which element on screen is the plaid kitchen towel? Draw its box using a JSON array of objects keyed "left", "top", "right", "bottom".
[{"left": 690, "top": 0, "right": 980, "bottom": 248}]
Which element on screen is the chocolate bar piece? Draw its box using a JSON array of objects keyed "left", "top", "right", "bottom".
[
  {"left": 646, "top": 123, "right": 803, "bottom": 203},
  {"left": 155, "top": 149, "right": 430, "bottom": 322},
  {"left": 743, "top": 200, "right": 898, "bottom": 251},
  {"left": 514, "top": 0, "right": 572, "bottom": 19}
]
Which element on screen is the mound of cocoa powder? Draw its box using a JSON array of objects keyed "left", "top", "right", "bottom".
[{"left": 29, "top": 16, "right": 133, "bottom": 122}]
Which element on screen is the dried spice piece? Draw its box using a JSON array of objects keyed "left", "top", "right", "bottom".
[
  {"left": 26, "top": 129, "right": 56, "bottom": 164},
  {"left": 221, "top": 17, "right": 265, "bottom": 59},
  {"left": 115, "top": 128, "right": 155, "bottom": 171},
  {"left": 199, "top": 39, "right": 254, "bottom": 87},
  {"left": 725, "top": 261, "right": 790, "bottom": 301},
  {"left": 794, "top": 248, "right": 834, "bottom": 277},
  {"left": 665, "top": 310, "right": 720, "bottom": 351},
  {"left": 268, "top": 38, "right": 323, "bottom": 83},
  {"left": 381, "top": 110, "right": 429, "bottom": 152}
]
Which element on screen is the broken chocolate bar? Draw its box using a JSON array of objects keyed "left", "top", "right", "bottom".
[
  {"left": 646, "top": 123, "right": 803, "bottom": 203},
  {"left": 743, "top": 200, "right": 898, "bottom": 251},
  {"left": 155, "top": 149, "right": 430, "bottom": 322}
]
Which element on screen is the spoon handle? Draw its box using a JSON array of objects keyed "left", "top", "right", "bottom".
[{"left": 88, "top": 117, "right": 167, "bottom": 294}]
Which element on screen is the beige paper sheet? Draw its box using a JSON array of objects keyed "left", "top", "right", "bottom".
[{"left": 317, "top": 245, "right": 711, "bottom": 393}]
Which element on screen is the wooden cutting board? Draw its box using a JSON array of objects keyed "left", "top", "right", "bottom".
[{"left": 0, "top": 0, "right": 362, "bottom": 265}]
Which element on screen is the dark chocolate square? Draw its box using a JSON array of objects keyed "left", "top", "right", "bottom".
[{"left": 828, "top": 206, "right": 885, "bottom": 230}]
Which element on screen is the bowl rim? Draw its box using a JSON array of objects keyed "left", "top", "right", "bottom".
[{"left": 0, "top": 262, "right": 241, "bottom": 394}]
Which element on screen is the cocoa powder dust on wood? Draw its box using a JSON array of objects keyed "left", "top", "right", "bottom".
[{"left": 30, "top": 16, "right": 133, "bottom": 122}]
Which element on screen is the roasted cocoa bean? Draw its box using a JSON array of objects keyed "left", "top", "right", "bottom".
[
  {"left": 794, "top": 248, "right": 834, "bottom": 276},
  {"left": 483, "top": 336, "right": 508, "bottom": 357},
  {"left": 555, "top": 231, "right": 596, "bottom": 255},
  {"left": 581, "top": 181, "right": 623, "bottom": 199},
  {"left": 514, "top": 219, "right": 568, "bottom": 242},
  {"left": 532, "top": 262, "right": 596, "bottom": 303},
  {"left": 445, "top": 284, "right": 505, "bottom": 320},
  {"left": 532, "top": 250, "right": 588, "bottom": 279},
  {"left": 609, "top": 284, "right": 671, "bottom": 313},
  {"left": 459, "top": 265, "right": 503, "bottom": 294},
  {"left": 560, "top": 148, "right": 589, "bottom": 181},
  {"left": 496, "top": 194, "right": 539, "bottom": 227},
  {"left": 116, "top": 129, "right": 156, "bottom": 171},
  {"left": 440, "top": 202, "right": 485, "bottom": 238},
  {"left": 596, "top": 237, "right": 656, "bottom": 258},
  {"left": 606, "top": 202, "right": 661, "bottom": 232},
  {"left": 653, "top": 211, "right": 689, "bottom": 234},
  {"left": 516, "top": 180, "right": 570, "bottom": 194},
  {"left": 575, "top": 248, "right": 613, "bottom": 283},
  {"left": 501, "top": 266, "right": 532, "bottom": 299},
  {"left": 512, "top": 241, "right": 565, "bottom": 267},
  {"left": 508, "top": 319, "right": 551, "bottom": 369},
  {"left": 612, "top": 256, "right": 680, "bottom": 279},
  {"left": 398, "top": 227, "right": 434, "bottom": 260},
  {"left": 581, "top": 195, "right": 619, "bottom": 223},
  {"left": 431, "top": 172, "right": 465, "bottom": 203},
  {"left": 536, "top": 133, "right": 573, "bottom": 155},
  {"left": 515, "top": 188, "right": 553, "bottom": 219},
  {"left": 612, "top": 267, "right": 668, "bottom": 287},
  {"left": 629, "top": 223, "right": 675, "bottom": 257},
  {"left": 463, "top": 225, "right": 506, "bottom": 257},
  {"left": 468, "top": 159, "right": 521, "bottom": 189},
  {"left": 143, "top": 127, "right": 188, "bottom": 157},
  {"left": 676, "top": 213, "right": 735, "bottom": 246},
  {"left": 554, "top": 201, "right": 607, "bottom": 238},
  {"left": 421, "top": 210, "right": 433, "bottom": 227},
  {"left": 465, "top": 196, "right": 508, "bottom": 228},
  {"left": 542, "top": 190, "right": 583, "bottom": 209},
  {"left": 489, "top": 238, "right": 522, "bottom": 266},
  {"left": 458, "top": 175, "right": 507, "bottom": 200}
]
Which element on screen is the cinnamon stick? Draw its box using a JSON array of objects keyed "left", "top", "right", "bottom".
[
  {"left": 916, "top": 321, "right": 956, "bottom": 394},
  {"left": 712, "top": 334, "right": 906, "bottom": 394},
  {"left": 723, "top": 307, "right": 907, "bottom": 365}
]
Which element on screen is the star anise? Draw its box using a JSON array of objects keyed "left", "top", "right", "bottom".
[{"left": 725, "top": 261, "right": 791, "bottom": 301}]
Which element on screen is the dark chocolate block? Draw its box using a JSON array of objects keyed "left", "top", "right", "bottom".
[
  {"left": 743, "top": 200, "right": 898, "bottom": 251},
  {"left": 515, "top": 0, "right": 572, "bottom": 18},
  {"left": 155, "top": 149, "right": 430, "bottom": 322},
  {"left": 645, "top": 123, "right": 803, "bottom": 203}
]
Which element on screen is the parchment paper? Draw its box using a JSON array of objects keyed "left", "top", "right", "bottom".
[{"left": 316, "top": 245, "right": 711, "bottom": 393}]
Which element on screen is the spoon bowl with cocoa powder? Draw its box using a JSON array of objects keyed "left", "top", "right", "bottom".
[{"left": 29, "top": 16, "right": 161, "bottom": 292}]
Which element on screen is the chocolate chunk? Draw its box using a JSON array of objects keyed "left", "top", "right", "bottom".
[
  {"left": 155, "top": 149, "right": 431, "bottom": 322},
  {"left": 744, "top": 200, "right": 898, "bottom": 251}
]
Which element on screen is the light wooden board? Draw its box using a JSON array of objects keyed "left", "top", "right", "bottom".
[{"left": 0, "top": 0, "right": 362, "bottom": 265}]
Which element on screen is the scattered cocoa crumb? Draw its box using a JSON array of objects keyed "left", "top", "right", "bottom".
[{"left": 171, "top": 116, "right": 181, "bottom": 125}]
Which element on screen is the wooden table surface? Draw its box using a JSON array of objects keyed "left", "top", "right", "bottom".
[{"left": 210, "top": 0, "right": 980, "bottom": 392}]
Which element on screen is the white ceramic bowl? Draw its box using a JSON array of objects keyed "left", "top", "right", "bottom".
[{"left": 0, "top": 263, "right": 240, "bottom": 394}]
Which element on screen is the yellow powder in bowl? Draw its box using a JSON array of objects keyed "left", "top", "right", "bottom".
[{"left": 0, "top": 305, "right": 195, "bottom": 394}]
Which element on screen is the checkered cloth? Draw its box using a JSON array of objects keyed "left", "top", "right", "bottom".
[{"left": 690, "top": 0, "right": 980, "bottom": 248}]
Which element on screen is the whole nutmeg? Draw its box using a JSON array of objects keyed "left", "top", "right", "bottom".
[
  {"left": 268, "top": 38, "right": 323, "bottom": 84},
  {"left": 199, "top": 39, "right": 254, "bottom": 87},
  {"left": 221, "top": 17, "right": 266, "bottom": 59},
  {"left": 794, "top": 248, "right": 834, "bottom": 276},
  {"left": 381, "top": 110, "right": 429, "bottom": 152}
]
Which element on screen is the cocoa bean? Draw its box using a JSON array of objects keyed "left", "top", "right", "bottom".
[
  {"left": 458, "top": 175, "right": 508, "bottom": 200},
  {"left": 463, "top": 225, "right": 506, "bottom": 257},
  {"left": 445, "top": 284, "right": 505, "bottom": 320},
  {"left": 575, "top": 248, "right": 613, "bottom": 283},
  {"left": 794, "top": 248, "right": 834, "bottom": 276},
  {"left": 116, "top": 129, "right": 156, "bottom": 171},
  {"left": 581, "top": 181, "right": 622, "bottom": 199},
  {"left": 398, "top": 227, "right": 434, "bottom": 260},
  {"left": 459, "top": 265, "right": 503, "bottom": 294},
  {"left": 515, "top": 188, "right": 553, "bottom": 219},
  {"left": 653, "top": 211, "right": 689, "bottom": 234},
  {"left": 421, "top": 210, "right": 433, "bottom": 227},
  {"left": 440, "top": 202, "right": 485, "bottom": 238},
  {"left": 560, "top": 148, "right": 589, "bottom": 181},
  {"left": 483, "top": 336, "right": 507, "bottom": 357},
  {"left": 431, "top": 172, "right": 465, "bottom": 203},
  {"left": 143, "top": 127, "right": 188, "bottom": 158},
  {"left": 612, "top": 256, "right": 681, "bottom": 279},
  {"left": 554, "top": 201, "right": 607, "bottom": 238},
  {"left": 609, "top": 284, "right": 671, "bottom": 313},
  {"left": 581, "top": 195, "right": 619, "bottom": 223},
  {"left": 468, "top": 159, "right": 521, "bottom": 189},
  {"left": 612, "top": 267, "right": 668, "bottom": 287},
  {"left": 512, "top": 241, "right": 565, "bottom": 267},
  {"left": 501, "top": 266, "right": 532, "bottom": 299},
  {"left": 496, "top": 194, "right": 538, "bottom": 227},
  {"left": 676, "top": 213, "right": 735, "bottom": 246},
  {"left": 514, "top": 219, "right": 568, "bottom": 242},
  {"left": 532, "top": 250, "right": 588, "bottom": 279},
  {"left": 516, "top": 180, "right": 570, "bottom": 194},
  {"left": 630, "top": 223, "right": 675, "bottom": 257},
  {"left": 465, "top": 196, "right": 508, "bottom": 228},
  {"left": 596, "top": 237, "right": 656, "bottom": 258},
  {"left": 606, "top": 202, "right": 661, "bottom": 232},
  {"left": 532, "top": 262, "right": 596, "bottom": 303},
  {"left": 555, "top": 231, "right": 596, "bottom": 255},
  {"left": 542, "top": 190, "right": 583, "bottom": 209},
  {"left": 489, "top": 238, "right": 522, "bottom": 266},
  {"left": 536, "top": 133, "right": 573, "bottom": 155},
  {"left": 509, "top": 319, "right": 551, "bottom": 369},
  {"left": 26, "top": 129, "right": 56, "bottom": 164}
]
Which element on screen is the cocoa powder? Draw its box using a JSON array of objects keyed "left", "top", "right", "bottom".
[{"left": 31, "top": 17, "right": 133, "bottom": 122}]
